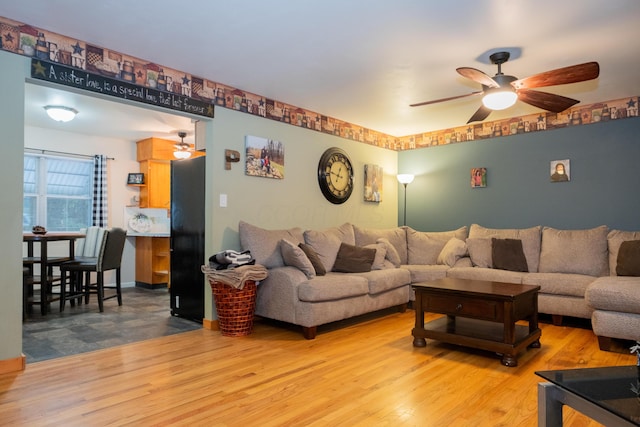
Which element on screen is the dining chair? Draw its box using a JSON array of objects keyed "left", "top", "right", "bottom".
[
  {"left": 23, "top": 254, "right": 68, "bottom": 315},
  {"left": 59, "top": 227, "right": 109, "bottom": 310},
  {"left": 60, "top": 227, "right": 127, "bottom": 312}
]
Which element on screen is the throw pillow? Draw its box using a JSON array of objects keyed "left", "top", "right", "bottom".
[
  {"left": 354, "top": 225, "right": 409, "bottom": 265},
  {"left": 364, "top": 243, "right": 387, "bottom": 270},
  {"left": 466, "top": 237, "right": 492, "bottom": 268},
  {"left": 238, "top": 221, "right": 305, "bottom": 269},
  {"left": 469, "top": 224, "right": 542, "bottom": 272},
  {"left": 332, "top": 243, "right": 376, "bottom": 273},
  {"left": 406, "top": 227, "right": 468, "bottom": 265},
  {"left": 491, "top": 238, "right": 529, "bottom": 272},
  {"left": 280, "top": 239, "right": 315, "bottom": 279},
  {"left": 616, "top": 240, "right": 640, "bottom": 276},
  {"left": 437, "top": 237, "right": 468, "bottom": 267},
  {"left": 608, "top": 230, "right": 640, "bottom": 276},
  {"left": 298, "top": 243, "right": 326, "bottom": 276},
  {"left": 303, "top": 223, "right": 355, "bottom": 272},
  {"left": 376, "top": 237, "right": 402, "bottom": 267}
]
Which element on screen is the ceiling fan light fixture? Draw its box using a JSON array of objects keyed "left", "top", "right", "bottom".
[
  {"left": 173, "top": 131, "right": 192, "bottom": 159},
  {"left": 481, "top": 89, "right": 517, "bottom": 110},
  {"left": 173, "top": 149, "right": 191, "bottom": 159},
  {"left": 44, "top": 105, "right": 78, "bottom": 122}
]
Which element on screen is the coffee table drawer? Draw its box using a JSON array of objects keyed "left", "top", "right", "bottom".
[{"left": 425, "top": 294, "right": 499, "bottom": 321}]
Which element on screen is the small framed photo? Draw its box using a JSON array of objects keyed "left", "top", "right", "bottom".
[
  {"left": 550, "top": 159, "right": 570, "bottom": 182},
  {"left": 127, "top": 173, "right": 144, "bottom": 185},
  {"left": 471, "top": 167, "right": 487, "bottom": 188},
  {"left": 244, "top": 135, "right": 285, "bottom": 179},
  {"left": 364, "top": 164, "right": 383, "bottom": 202}
]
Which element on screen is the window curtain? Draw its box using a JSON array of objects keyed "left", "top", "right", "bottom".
[{"left": 92, "top": 154, "right": 108, "bottom": 227}]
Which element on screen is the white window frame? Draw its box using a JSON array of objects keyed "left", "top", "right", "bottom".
[{"left": 23, "top": 153, "right": 94, "bottom": 232}]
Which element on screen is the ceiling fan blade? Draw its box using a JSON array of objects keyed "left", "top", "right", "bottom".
[
  {"left": 467, "top": 105, "right": 492, "bottom": 123},
  {"left": 457, "top": 67, "right": 499, "bottom": 88},
  {"left": 410, "top": 91, "right": 482, "bottom": 107},
  {"left": 512, "top": 62, "right": 599, "bottom": 90},
  {"left": 517, "top": 89, "right": 580, "bottom": 113}
]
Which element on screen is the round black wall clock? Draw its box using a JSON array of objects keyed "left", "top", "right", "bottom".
[{"left": 317, "top": 147, "right": 354, "bottom": 204}]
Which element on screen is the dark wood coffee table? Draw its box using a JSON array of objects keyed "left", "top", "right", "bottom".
[{"left": 412, "top": 277, "right": 541, "bottom": 367}]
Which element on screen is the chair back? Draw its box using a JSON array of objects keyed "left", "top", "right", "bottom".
[
  {"left": 76, "top": 227, "right": 108, "bottom": 257},
  {"left": 97, "top": 228, "right": 127, "bottom": 272}
]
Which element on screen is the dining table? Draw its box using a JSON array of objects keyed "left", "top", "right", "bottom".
[{"left": 23, "top": 232, "right": 85, "bottom": 315}]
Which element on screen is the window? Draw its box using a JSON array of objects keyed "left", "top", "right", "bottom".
[{"left": 23, "top": 154, "right": 94, "bottom": 232}]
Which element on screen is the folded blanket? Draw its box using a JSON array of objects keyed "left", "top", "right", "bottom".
[{"left": 201, "top": 264, "right": 268, "bottom": 290}]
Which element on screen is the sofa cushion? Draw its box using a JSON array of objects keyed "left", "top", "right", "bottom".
[
  {"left": 364, "top": 243, "right": 387, "bottom": 270},
  {"left": 239, "top": 221, "right": 305, "bottom": 269},
  {"left": 402, "top": 264, "right": 450, "bottom": 283},
  {"left": 446, "top": 266, "right": 525, "bottom": 284},
  {"left": 280, "top": 239, "right": 315, "bottom": 279},
  {"left": 608, "top": 230, "right": 640, "bottom": 276},
  {"left": 407, "top": 226, "right": 468, "bottom": 265},
  {"left": 354, "top": 225, "right": 408, "bottom": 264},
  {"left": 354, "top": 268, "right": 411, "bottom": 295},
  {"left": 538, "top": 225, "right": 609, "bottom": 277},
  {"left": 332, "top": 243, "right": 376, "bottom": 273},
  {"left": 376, "top": 237, "right": 402, "bottom": 267},
  {"left": 617, "top": 240, "right": 640, "bottom": 276},
  {"left": 469, "top": 224, "right": 542, "bottom": 272},
  {"left": 466, "top": 237, "right": 492, "bottom": 268},
  {"left": 297, "top": 273, "right": 369, "bottom": 302},
  {"left": 437, "top": 237, "right": 468, "bottom": 267},
  {"left": 304, "top": 223, "right": 355, "bottom": 272},
  {"left": 298, "top": 243, "right": 326, "bottom": 276},
  {"left": 586, "top": 276, "right": 640, "bottom": 314},
  {"left": 491, "top": 238, "right": 528, "bottom": 272},
  {"left": 523, "top": 272, "right": 595, "bottom": 298}
]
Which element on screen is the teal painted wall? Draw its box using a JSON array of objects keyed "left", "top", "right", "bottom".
[{"left": 398, "top": 117, "right": 640, "bottom": 232}]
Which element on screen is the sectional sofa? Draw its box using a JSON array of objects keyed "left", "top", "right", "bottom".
[{"left": 238, "top": 221, "right": 640, "bottom": 346}]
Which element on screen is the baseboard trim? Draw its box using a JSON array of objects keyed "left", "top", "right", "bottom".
[
  {"left": 202, "top": 319, "right": 219, "bottom": 331},
  {"left": 0, "top": 354, "right": 26, "bottom": 374},
  {"left": 135, "top": 281, "right": 168, "bottom": 290}
]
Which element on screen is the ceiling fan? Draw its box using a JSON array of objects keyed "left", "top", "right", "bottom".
[
  {"left": 410, "top": 51, "right": 600, "bottom": 123},
  {"left": 173, "top": 131, "right": 193, "bottom": 159}
]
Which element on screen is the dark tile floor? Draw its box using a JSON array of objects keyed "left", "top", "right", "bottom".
[{"left": 22, "top": 287, "right": 202, "bottom": 363}]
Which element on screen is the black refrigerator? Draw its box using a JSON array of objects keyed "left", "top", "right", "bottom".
[{"left": 170, "top": 155, "right": 205, "bottom": 322}]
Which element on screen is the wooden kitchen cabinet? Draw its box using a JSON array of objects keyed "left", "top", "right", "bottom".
[
  {"left": 138, "top": 160, "right": 170, "bottom": 208},
  {"left": 135, "top": 236, "right": 170, "bottom": 288},
  {"left": 136, "top": 137, "right": 173, "bottom": 209}
]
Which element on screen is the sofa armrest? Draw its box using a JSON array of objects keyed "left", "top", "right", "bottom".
[{"left": 254, "top": 266, "right": 307, "bottom": 324}]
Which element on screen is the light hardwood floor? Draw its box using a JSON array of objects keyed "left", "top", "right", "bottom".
[{"left": 0, "top": 310, "right": 635, "bottom": 426}]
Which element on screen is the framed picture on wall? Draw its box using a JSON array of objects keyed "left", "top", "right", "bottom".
[
  {"left": 127, "top": 173, "right": 144, "bottom": 185},
  {"left": 550, "top": 159, "right": 570, "bottom": 182},
  {"left": 244, "top": 135, "right": 285, "bottom": 179},
  {"left": 471, "top": 167, "right": 487, "bottom": 188},
  {"left": 364, "top": 164, "right": 383, "bottom": 202}
]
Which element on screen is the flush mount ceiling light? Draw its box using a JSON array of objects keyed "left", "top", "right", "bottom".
[
  {"left": 173, "top": 131, "right": 192, "bottom": 159},
  {"left": 44, "top": 105, "right": 78, "bottom": 122}
]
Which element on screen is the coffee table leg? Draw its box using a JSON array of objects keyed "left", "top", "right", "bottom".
[
  {"left": 501, "top": 354, "right": 518, "bottom": 367},
  {"left": 538, "top": 382, "right": 564, "bottom": 427},
  {"left": 412, "top": 291, "right": 427, "bottom": 347}
]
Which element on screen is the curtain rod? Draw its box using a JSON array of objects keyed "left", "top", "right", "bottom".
[{"left": 24, "top": 147, "right": 115, "bottom": 160}]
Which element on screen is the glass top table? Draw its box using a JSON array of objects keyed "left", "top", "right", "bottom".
[{"left": 536, "top": 365, "right": 640, "bottom": 426}]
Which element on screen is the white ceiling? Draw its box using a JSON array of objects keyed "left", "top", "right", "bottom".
[{"left": 4, "top": 0, "right": 640, "bottom": 140}]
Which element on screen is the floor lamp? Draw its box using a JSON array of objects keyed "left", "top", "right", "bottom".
[{"left": 397, "top": 174, "right": 414, "bottom": 226}]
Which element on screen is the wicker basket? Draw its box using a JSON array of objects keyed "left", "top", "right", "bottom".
[{"left": 209, "top": 279, "right": 257, "bottom": 336}]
